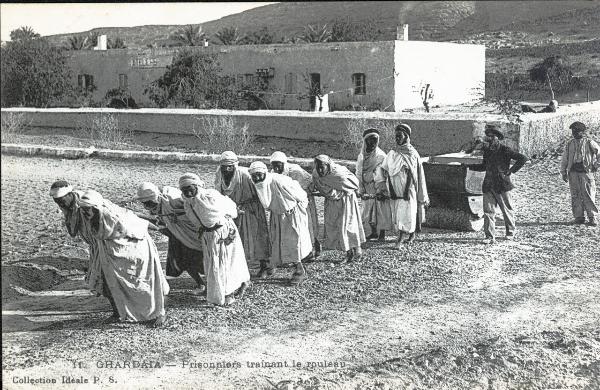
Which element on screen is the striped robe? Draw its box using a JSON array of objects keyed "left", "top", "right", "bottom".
[{"left": 356, "top": 146, "right": 392, "bottom": 233}]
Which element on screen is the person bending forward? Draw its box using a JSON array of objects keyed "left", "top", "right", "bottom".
[
  {"left": 79, "top": 189, "right": 170, "bottom": 326},
  {"left": 270, "top": 151, "right": 321, "bottom": 258},
  {"left": 135, "top": 182, "right": 206, "bottom": 292},
  {"left": 180, "top": 173, "right": 251, "bottom": 306},
  {"left": 310, "top": 154, "right": 365, "bottom": 263},
  {"left": 50, "top": 181, "right": 115, "bottom": 317}
]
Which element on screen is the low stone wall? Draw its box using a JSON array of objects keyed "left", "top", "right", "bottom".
[
  {"left": 517, "top": 101, "right": 600, "bottom": 157},
  {"left": 2, "top": 102, "right": 599, "bottom": 157}
]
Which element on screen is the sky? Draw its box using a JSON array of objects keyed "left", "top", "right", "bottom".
[{"left": 0, "top": 2, "right": 276, "bottom": 42}]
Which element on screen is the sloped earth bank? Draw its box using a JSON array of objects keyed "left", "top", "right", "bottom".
[
  {"left": 1, "top": 154, "right": 599, "bottom": 389},
  {"left": 7, "top": 127, "right": 355, "bottom": 160}
]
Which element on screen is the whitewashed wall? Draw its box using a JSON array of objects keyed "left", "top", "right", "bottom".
[{"left": 394, "top": 41, "right": 486, "bottom": 111}]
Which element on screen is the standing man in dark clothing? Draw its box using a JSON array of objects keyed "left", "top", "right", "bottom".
[{"left": 470, "top": 124, "right": 529, "bottom": 244}]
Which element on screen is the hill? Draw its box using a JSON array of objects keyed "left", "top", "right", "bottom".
[
  {"left": 40, "top": 1, "right": 600, "bottom": 81},
  {"left": 44, "top": 1, "right": 600, "bottom": 49}
]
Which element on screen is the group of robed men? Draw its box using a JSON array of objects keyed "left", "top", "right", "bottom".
[{"left": 50, "top": 121, "right": 599, "bottom": 325}]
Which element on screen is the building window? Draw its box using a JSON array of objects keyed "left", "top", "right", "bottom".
[
  {"left": 118, "top": 74, "right": 128, "bottom": 89},
  {"left": 236, "top": 75, "right": 244, "bottom": 88},
  {"left": 78, "top": 74, "right": 94, "bottom": 90},
  {"left": 244, "top": 74, "right": 255, "bottom": 87},
  {"left": 284, "top": 73, "right": 297, "bottom": 94},
  {"left": 352, "top": 73, "right": 366, "bottom": 95}
]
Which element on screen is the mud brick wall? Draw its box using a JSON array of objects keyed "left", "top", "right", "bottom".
[{"left": 2, "top": 103, "right": 599, "bottom": 157}]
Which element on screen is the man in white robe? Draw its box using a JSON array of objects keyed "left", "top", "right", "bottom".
[
  {"left": 50, "top": 181, "right": 111, "bottom": 316},
  {"left": 270, "top": 151, "right": 321, "bottom": 258},
  {"left": 356, "top": 129, "right": 392, "bottom": 241},
  {"left": 376, "top": 124, "right": 429, "bottom": 249},
  {"left": 78, "top": 189, "right": 170, "bottom": 326},
  {"left": 249, "top": 162, "right": 311, "bottom": 285},
  {"left": 310, "top": 154, "right": 366, "bottom": 263},
  {"left": 180, "top": 173, "right": 251, "bottom": 306}
]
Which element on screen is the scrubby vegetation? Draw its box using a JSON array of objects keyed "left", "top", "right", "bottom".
[{"left": 192, "top": 115, "right": 255, "bottom": 155}]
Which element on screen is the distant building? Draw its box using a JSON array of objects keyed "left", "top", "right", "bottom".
[{"left": 67, "top": 39, "right": 485, "bottom": 111}]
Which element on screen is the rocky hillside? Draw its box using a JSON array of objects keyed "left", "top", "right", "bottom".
[{"left": 44, "top": 1, "right": 599, "bottom": 49}]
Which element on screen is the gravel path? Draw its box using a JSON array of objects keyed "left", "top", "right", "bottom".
[{"left": 1, "top": 154, "right": 599, "bottom": 389}]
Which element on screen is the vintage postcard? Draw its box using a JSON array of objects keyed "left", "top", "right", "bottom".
[{"left": 2, "top": 2, "right": 599, "bottom": 389}]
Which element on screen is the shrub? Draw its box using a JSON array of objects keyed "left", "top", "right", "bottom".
[
  {"left": 529, "top": 55, "right": 574, "bottom": 100},
  {"left": 55, "top": 86, "right": 99, "bottom": 108},
  {"left": 344, "top": 100, "right": 389, "bottom": 112},
  {"left": 77, "top": 113, "right": 133, "bottom": 147},
  {"left": 1, "top": 36, "right": 73, "bottom": 107},
  {"left": 331, "top": 17, "right": 383, "bottom": 42},
  {"left": 145, "top": 50, "right": 240, "bottom": 109},
  {"left": 485, "top": 73, "right": 527, "bottom": 117},
  {"left": 104, "top": 88, "right": 138, "bottom": 109},
  {"left": 192, "top": 115, "right": 254, "bottom": 155},
  {"left": 0, "top": 112, "right": 31, "bottom": 143}
]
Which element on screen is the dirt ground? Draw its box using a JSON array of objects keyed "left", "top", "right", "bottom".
[{"left": 1, "top": 150, "right": 599, "bottom": 389}]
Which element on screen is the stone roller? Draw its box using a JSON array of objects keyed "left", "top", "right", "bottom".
[{"left": 422, "top": 153, "right": 486, "bottom": 232}]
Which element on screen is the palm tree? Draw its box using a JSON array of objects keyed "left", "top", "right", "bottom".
[
  {"left": 246, "top": 27, "right": 273, "bottom": 44},
  {"left": 108, "top": 37, "right": 126, "bottom": 49},
  {"left": 297, "top": 24, "right": 332, "bottom": 43},
  {"left": 68, "top": 35, "right": 88, "bottom": 50},
  {"left": 85, "top": 32, "right": 100, "bottom": 49},
  {"left": 214, "top": 27, "right": 247, "bottom": 45},
  {"left": 10, "top": 26, "right": 40, "bottom": 42},
  {"left": 170, "top": 25, "right": 207, "bottom": 47}
]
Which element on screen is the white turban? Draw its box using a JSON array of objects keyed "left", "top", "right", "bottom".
[
  {"left": 135, "top": 182, "right": 160, "bottom": 203},
  {"left": 179, "top": 173, "right": 204, "bottom": 189},
  {"left": 79, "top": 189, "right": 104, "bottom": 208},
  {"left": 248, "top": 161, "right": 268, "bottom": 174},
  {"left": 250, "top": 162, "right": 272, "bottom": 208},
  {"left": 219, "top": 151, "right": 239, "bottom": 166},
  {"left": 49, "top": 181, "right": 73, "bottom": 199},
  {"left": 314, "top": 154, "right": 332, "bottom": 165},
  {"left": 270, "top": 151, "right": 287, "bottom": 164}
]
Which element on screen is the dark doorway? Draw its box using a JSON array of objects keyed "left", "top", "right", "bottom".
[{"left": 309, "top": 73, "right": 321, "bottom": 111}]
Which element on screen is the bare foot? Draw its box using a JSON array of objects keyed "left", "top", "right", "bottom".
[
  {"left": 103, "top": 312, "right": 119, "bottom": 324},
  {"left": 191, "top": 285, "right": 207, "bottom": 296},
  {"left": 152, "top": 314, "right": 166, "bottom": 328}
]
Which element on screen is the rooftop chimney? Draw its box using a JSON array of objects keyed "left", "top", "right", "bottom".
[
  {"left": 396, "top": 24, "right": 409, "bottom": 41},
  {"left": 93, "top": 34, "right": 107, "bottom": 50}
]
